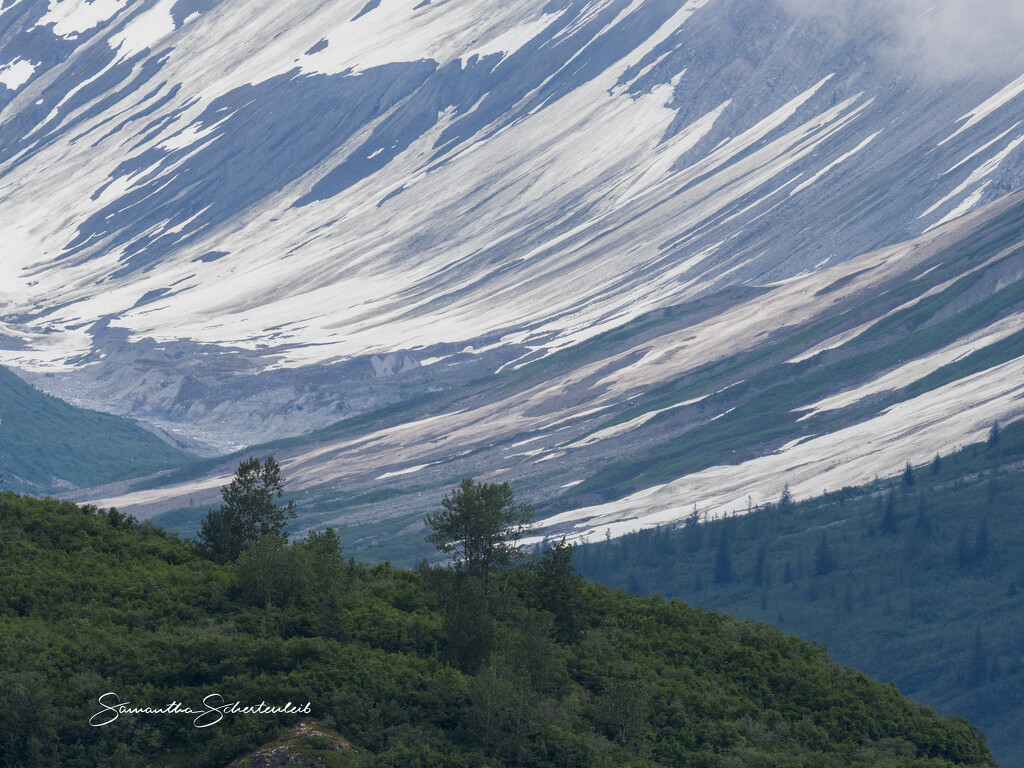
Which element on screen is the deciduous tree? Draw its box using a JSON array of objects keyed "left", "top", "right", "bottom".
[
  {"left": 196, "top": 455, "right": 296, "bottom": 563},
  {"left": 425, "top": 478, "right": 534, "bottom": 595}
]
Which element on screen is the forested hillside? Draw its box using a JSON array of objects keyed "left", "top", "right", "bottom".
[
  {"left": 0, "top": 365, "right": 188, "bottom": 495},
  {"left": 576, "top": 419, "right": 1024, "bottom": 765},
  {"left": 0, "top": 492, "right": 995, "bottom": 767}
]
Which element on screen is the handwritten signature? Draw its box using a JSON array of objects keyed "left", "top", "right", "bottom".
[{"left": 90, "top": 692, "right": 312, "bottom": 727}]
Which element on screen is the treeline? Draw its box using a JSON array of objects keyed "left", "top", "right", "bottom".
[
  {"left": 0, "top": 485, "right": 997, "bottom": 767},
  {"left": 574, "top": 420, "right": 1024, "bottom": 765}
]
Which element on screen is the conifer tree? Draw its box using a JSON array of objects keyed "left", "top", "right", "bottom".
[
  {"left": 988, "top": 421, "right": 1000, "bottom": 448},
  {"left": 753, "top": 543, "right": 767, "bottom": 587},
  {"left": 777, "top": 483, "right": 793, "bottom": 514},
  {"left": 967, "top": 627, "right": 988, "bottom": 687},
  {"left": 956, "top": 525, "right": 971, "bottom": 570},
  {"left": 902, "top": 460, "right": 915, "bottom": 487},
  {"left": 974, "top": 517, "right": 990, "bottom": 565},
  {"left": 813, "top": 533, "right": 835, "bottom": 576},
  {"left": 714, "top": 531, "right": 733, "bottom": 584},
  {"left": 880, "top": 490, "right": 899, "bottom": 535}
]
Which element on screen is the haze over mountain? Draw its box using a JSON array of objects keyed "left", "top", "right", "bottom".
[{"left": 2, "top": 0, "right": 1024, "bottom": 546}]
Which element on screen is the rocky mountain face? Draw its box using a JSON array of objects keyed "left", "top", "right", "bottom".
[
  {"left": 2, "top": 0, "right": 1024, "bottom": 540},
  {"left": 79, "top": 194, "right": 1024, "bottom": 558}
]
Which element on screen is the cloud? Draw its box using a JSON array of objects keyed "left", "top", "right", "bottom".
[{"left": 778, "top": 0, "right": 1024, "bottom": 82}]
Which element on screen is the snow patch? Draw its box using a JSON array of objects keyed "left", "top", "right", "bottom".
[
  {"left": 460, "top": 12, "right": 561, "bottom": 67},
  {"left": 0, "top": 58, "right": 36, "bottom": 90},
  {"left": 927, "top": 183, "right": 991, "bottom": 230},
  {"left": 921, "top": 133, "right": 1024, "bottom": 226},
  {"left": 786, "top": 320, "right": 876, "bottom": 363},
  {"left": 376, "top": 463, "right": 434, "bottom": 480},
  {"left": 795, "top": 311, "right": 1024, "bottom": 420},
  {"left": 540, "top": 357, "right": 1024, "bottom": 543},
  {"left": 942, "top": 123, "right": 1020, "bottom": 176},
  {"left": 564, "top": 394, "right": 710, "bottom": 449},
  {"left": 540, "top": 404, "right": 615, "bottom": 431},
  {"left": 158, "top": 115, "right": 232, "bottom": 151},
  {"left": 36, "top": 0, "right": 126, "bottom": 37},
  {"left": 417, "top": 355, "right": 448, "bottom": 366},
  {"left": 108, "top": 0, "right": 177, "bottom": 63},
  {"left": 789, "top": 131, "right": 879, "bottom": 196}
]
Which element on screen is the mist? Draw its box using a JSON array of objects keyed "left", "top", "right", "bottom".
[{"left": 779, "top": 0, "right": 1024, "bottom": 83}]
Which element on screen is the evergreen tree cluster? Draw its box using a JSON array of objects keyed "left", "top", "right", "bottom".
[{"left": 574, "top": 420, "right": 1024, "bottom": 765}]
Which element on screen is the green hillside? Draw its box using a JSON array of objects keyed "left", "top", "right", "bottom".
[
  {"left": 575, "top": 419, "right": 1024, "bottom": 766},
  {"left": 0, "top": 492, "right": 995, "bottom": 767},
  {"left": 0, "top": 365, "right": 188, "bottom": 493}
]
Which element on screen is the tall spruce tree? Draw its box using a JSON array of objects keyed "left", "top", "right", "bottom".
[
  {"left": 777, "top": 483, "right": 793, "bottom": 513},
  {"left": 988, "top": 421, "right": 1001, "bottom": 448},
  {"left": 813, "top": 533, "right": 835, "bottom": 576},
  {"left": 903, "top": 460, "right": 915, "bottom": 486}
]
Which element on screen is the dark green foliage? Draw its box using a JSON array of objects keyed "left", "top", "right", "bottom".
[
  {"left": 575, "top": 420, "right": 1024, "bottom": 765},
  {"left": 0, "top": 671, "right": 57, "bottom": 765},
  {"left": 778, "top": 482, "right": 793, "bottom": 513},
  {"left": 196, "top": 455, "right": 297, "bottom": 563},
  {"left": 903, "top": 460, "right": 915, "bottom": 486},
  {"left": 195, "top": 505, "right": 243, "bottom": 564},
  {"left": 530, "top": 538, "right": 585, "bottom": 642},
  {"left": 218, "top": 455, "right": 296, "bottom": 539},
  {"left": 424, "top": 478, "right": 534, "bottom": 595},
  {"left": 0, "top": 491, "right": 995, "bottom": 768},
  {"left": 813, "top": 533, "right": 835, "bottom": 576},
  {"left": 433, "top": 570, "right": 494, "bottom": 673}
]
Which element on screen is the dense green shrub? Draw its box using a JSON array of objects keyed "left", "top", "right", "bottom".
[{"left": 0, "top": 491, "right": 995, "bottom": 767}]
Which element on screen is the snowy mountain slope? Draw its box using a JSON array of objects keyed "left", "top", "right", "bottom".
[
  {"left": 2, "top": 0, "right": 1024, "bottom": 535},
  {"left": 2, "top": 0, "right": 1024, "bottom": 446},
  {"left": 78, "top": 192, "right": 1024, "bottom": 557}
]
